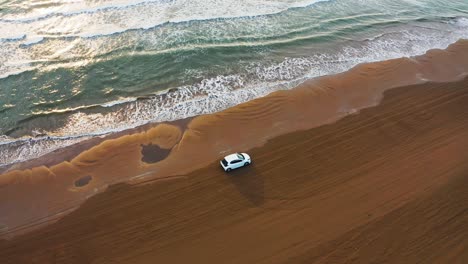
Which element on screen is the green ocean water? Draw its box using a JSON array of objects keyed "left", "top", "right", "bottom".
[{"left": 0, "top": 0, "right": 467, "bottom": 165}]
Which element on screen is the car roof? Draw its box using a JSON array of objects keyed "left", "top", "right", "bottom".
[{"left": 224, "top": 153, "right": 242, "bottom": 162}]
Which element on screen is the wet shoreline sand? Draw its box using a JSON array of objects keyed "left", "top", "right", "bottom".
[{"left": 0, "top": 116, "right": 194, "bottom": 174}]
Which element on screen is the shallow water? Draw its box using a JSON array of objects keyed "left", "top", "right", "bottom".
[{"left": 0, "top": 0, "right": 468, "bottom": 166}]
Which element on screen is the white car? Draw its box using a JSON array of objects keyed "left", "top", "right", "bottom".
[{"left": 220, "top": 153, "right": 251, "bottom": 172}]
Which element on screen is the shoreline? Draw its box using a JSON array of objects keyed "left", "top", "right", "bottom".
[
  {"left": 1, "top": 69, "right": 467, "bottom": 263},
  {"left": 3, "top": 38, "right": 468, "bottom": 173},
  {"left": 0, "top": 116, "right": 194, "bottom": 174},
  {"left": 1, "top": 39, "right": 468, "bottom": 239}
]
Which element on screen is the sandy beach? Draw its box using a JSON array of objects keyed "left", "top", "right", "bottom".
[{"left": 1, "top": 38, "right": 468, "bottom": 263}]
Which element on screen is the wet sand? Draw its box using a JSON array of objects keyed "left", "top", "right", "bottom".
[
  {"left": 0, "top": 117, "right": 194, "bottom": 174},
  {"left": 1, "top": 72, "right": 468, "bottom": 263}
]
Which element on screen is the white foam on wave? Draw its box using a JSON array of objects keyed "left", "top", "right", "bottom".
[
  {"left": 22, "top": 36, "right": 45, "bottom": 46},
  {"left": 0, "top": 34, "right": 26, "bottom": 42},
  {"left": 1, "top": 0, "right": 161, "bottom": 23},
  {"left": 0, "top": 40, "right": 36, "bottom": 79},
  {"left": 0, "top": 0, "right": 331, "bottom": 79},
  {"left": 2, "top": 0, "right": 329, "bottom": 23},
  {"left": 0, "top": 135, "right": 90, "bottom": 167},
  {"left": 101, "top": 97, "right": 138, "bottom": 107},
  {"left": 1, "top": 1, "right": 466, "bottom": 80},
  {"left": 453, "top": 17, "right": 468, "bottom": 27},
  {"left": 1, "top": 0, "right": 330, "bottom": 39}
]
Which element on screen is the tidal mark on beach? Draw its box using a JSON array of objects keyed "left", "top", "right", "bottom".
[
  {"left": 141, "top": 144, "right": 171, "bottom": 164},
  {"left": 75, "top": 175, "right": 92, "bottom": 187}
]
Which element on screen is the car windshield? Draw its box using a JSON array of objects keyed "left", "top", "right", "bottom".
[{"left": 237, "top": 153, "right": 244, "bottom": 160}]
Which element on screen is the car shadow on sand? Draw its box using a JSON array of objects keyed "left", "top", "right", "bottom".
[{"left": 224, "top": 164, "right": 265, "bottom": 207}]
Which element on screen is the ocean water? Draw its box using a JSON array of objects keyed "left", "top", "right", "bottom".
[{"left": 0, "top": 0, "right": 467, "bottom": 166}]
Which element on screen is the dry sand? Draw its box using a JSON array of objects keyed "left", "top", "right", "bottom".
[{"left": 1, "top": 40, "right": 468, "bottom": 263}]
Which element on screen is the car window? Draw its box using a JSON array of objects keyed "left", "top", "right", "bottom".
[
  {"left": 231, "top": 160, "right": 241, "bottom": 164},
  {"left": 237, "top": 153, "right": 244, "bottom": 160}
]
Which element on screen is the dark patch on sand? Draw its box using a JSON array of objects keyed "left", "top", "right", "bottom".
[
  {"left": 141, "top": 144, "right": 171, "bottom": 164},
  {"left": 74, "top": 176, "right": 92, "bottom": 187}
]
